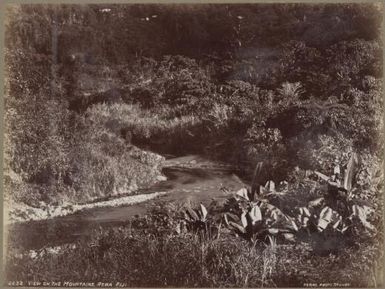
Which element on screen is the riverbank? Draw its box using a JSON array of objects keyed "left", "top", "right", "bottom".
[{"left": 5, "top": 191, "right": 168, "bottom": 225}]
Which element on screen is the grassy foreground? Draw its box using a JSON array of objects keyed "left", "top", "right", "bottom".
[{"left": 5, "top": 210, "right": 382, "bottom": 288}]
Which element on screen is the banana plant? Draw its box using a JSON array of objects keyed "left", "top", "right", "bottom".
[
  {"left": 349, "top": 204, "right": 375, "bottom": 231},
  {"left": 313, "top": 153, "right": 375, "bottom": 232},
  {"left": 228, "top": 180, "right": 278, "bottom": 225},
  {"left": 185, "top": 203, "right": 208, "bottom": 224},
  {"left": 295, "top": 198, "right": 375, "bottom": 238},
  {"left": 314, "top": 153, "right": 357, "bottom": 199},
  {"left": 224, "top": 161, "right": 299, "bottom": 242},
  {"left": 262, "top": 180, "right": 276, "bottom": 195},
  {"left": 184, "top": 203, "right": 227, "bottom": 239},
  {"left": 316, "top": 206, "right": 347, "bottom": 233},
  {"left": 233, "top": 162, "right": 268, "bottom": 202},
  {"left": 233, "top": 179, "right": 279, "bottom": 209},
  {"left": 224, "top": 201, "right": 298, "bottom": 242},
  {"left": 224, "top": 204, "right": 263, "bottom": 241},
  {"left": 260, "top": 201, "right": 298, "bottom": 241},
  {"left": 184, "top": 203, "right": 212, "bottom": 234}
]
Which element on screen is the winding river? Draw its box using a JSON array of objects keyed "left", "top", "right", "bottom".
[{"left": 6, "top": 155, "right": 245, "bottom": 250}]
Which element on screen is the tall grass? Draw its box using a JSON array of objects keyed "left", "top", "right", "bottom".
[
  {"left": 86, "top": 102, "right": 200, "bottom": 141},
  {"left": 6, "top": 228, "right": 277, "bottom": 287},
  {"left": 85, "top": 102, "right": 212, "bottom": 155}
]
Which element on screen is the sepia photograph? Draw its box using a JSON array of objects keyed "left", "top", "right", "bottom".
[{"left": 2, "top": 2, "right": 384, "bottom": 288}]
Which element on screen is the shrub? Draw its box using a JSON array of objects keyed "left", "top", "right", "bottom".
[
  {"left": 65, "top": 113, "right": 164, "bottom": 202},
  {"left": 4, "top": 47, "right": 74, "bottom": 204}
]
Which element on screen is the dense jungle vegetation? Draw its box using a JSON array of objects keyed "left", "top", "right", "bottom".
[{"left": 4, "top": 3, "right": 384, "bottom": 287}]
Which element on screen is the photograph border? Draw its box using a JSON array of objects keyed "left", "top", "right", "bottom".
[{"left": 0, "top": 1, "right": 384, "bottom": 289}]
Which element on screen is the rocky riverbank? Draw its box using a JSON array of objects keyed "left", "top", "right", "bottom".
[
  {"left": 5, "top": 191, "right": 168, "bottom": 224},
  {"left": 5, "top": 148, "right": 168, "bottom": 224}
]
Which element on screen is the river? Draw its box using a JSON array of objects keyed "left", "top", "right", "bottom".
[{"left": 6, "top": 155, "right": 245, "bottom": 250}]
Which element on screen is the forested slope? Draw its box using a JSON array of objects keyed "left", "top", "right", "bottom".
[{"left": 4, "top": 3, "right": 383, "bottom": 209}]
